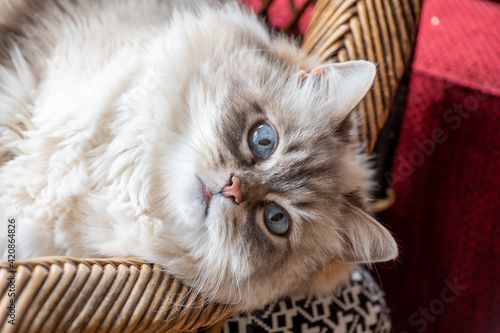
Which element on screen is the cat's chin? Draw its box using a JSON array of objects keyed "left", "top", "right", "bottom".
[{"left": 176, "top": 173, "right": 225, "bottom": 225}]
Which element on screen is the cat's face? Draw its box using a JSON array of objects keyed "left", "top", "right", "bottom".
[{"left": 151, "top": 47, "right": 397, "bottom": 310}]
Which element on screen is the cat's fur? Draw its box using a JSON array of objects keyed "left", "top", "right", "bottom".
[{"left": 0, "top": 0, "right": 397, "bottom": 310}]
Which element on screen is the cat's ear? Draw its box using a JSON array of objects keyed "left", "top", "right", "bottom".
[
  {"left": 336, "top": 204, "right": 398, "bottom": 264},
  {"left": 301, "top": 60, "right": 376, "bottom": 121}
]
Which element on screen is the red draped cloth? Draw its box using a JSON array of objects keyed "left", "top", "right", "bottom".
[{"left": 379, "top": 0, "right": 500, "bottom": 332}]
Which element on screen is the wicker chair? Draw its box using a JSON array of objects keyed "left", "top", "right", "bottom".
[{"left": 0, "top": 0, "right": 421, "bottom": 331}]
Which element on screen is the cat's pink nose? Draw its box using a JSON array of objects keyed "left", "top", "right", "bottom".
[{"left": 222, "top": 176, "right": 243, "bottom": 203}]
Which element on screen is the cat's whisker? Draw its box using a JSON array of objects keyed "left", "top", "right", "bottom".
[
  {"left": 172, "top": 146, "right": 197, "bottom": 158},
  {"left": 192, "top": 260, "right": 213, "bottom": 304},
  {"left": 223, "top": 230, "right": 244, "bottom": 307},
  {"left": 229, "top": 270, "right": 243, "bottom": 306},
  {"left": 339, "top": 227, "right": 360, "bottom": 267},
  {"left": 237, "top": 229, "right": 251, "bottom": 300},
  {"left": 371, "top": 262, "right": 384, "bottom": 289}
]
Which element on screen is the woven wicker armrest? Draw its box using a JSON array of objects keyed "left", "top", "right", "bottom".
[
  {"left": 0, "top": 1, "right": 421, "bottom": 332},
  {"left": 0, "top": 257, "right": 233, "bottom": 332},
  {"left": 302, "top": 0, "right": 421, "bottom": 154}
]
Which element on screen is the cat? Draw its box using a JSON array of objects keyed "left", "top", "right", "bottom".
[{"left": 0, "top": 0, "right": 397, "bottom": 311}]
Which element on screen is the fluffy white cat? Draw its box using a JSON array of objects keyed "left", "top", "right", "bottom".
[{"left": 0, "top": 0, "right": 397, "bottom": 310}]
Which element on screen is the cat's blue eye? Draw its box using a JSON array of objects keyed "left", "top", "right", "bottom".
[
  {"left": 264, "top": 202, "right": 290, "bottom": 236},
  {"left": 248, "top": 122, "right": 277, "bottom": 161}
]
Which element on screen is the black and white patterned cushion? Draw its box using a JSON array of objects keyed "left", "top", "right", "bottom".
[{"left": 223, "top": 267, "right": 391, "bottom": 333}]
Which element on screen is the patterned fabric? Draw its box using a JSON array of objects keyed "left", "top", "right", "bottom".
[{"left": 223, "top": 267, "right": 391, "bottom": 333}]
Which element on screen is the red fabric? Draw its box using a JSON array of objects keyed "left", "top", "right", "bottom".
[
  {"left": 410, "top": 0, "right": 500, "bottom": 96},
  {"left": 379, "top": 0, "right": 500, "bottom": 332},
  {"left": 380, "top": 74, "right": 500, "bottom": 333},
  {"left": 240, "top": 0, "right": 314, "bottom": 36}
]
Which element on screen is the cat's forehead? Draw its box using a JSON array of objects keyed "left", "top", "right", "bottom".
[{"left": 221, "top": 77, "right": 328, "bottom": 133}]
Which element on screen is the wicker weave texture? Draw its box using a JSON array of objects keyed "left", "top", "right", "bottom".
[
  {"left": 0, "top": 258, "right": 232, "bottom": 333},
  {"left": 302, "top": 0, "right": 421, "bottom": 153}
]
